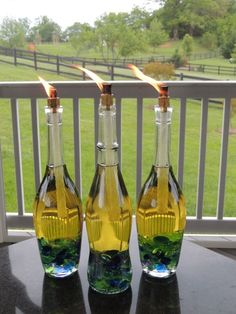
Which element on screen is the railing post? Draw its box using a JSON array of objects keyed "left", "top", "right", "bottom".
[{"left": 0, "top": 144, "right": 7, "bottom": 243}]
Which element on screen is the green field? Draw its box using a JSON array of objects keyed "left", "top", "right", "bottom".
[
  {"left": 0, "top": 45, "right": 236, "bottom": 218},
  {"left": 35, "top": 39, "right": 211, "bottom": 59}
]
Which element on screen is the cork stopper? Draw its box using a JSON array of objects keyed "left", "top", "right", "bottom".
[
  {"left": 47, "top": 87, "right": 60, "bottom": 112},
  {"left": 158, "top": 84, "right": 169, "bottom": 112},
  {"left": 101, "top": 83, "right": 113, "bottom": 109}
]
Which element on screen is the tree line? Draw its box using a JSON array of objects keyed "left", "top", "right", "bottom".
[{"left": 0, "top": 0, "right": 236, "bottom": 60}]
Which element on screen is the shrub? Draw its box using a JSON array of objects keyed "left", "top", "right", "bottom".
[
  {"left": 143, "top": 62, "right": 175, "bottom": 80},
  {"left": 200, "top": 32, "right": 217, "bottom": 49},
  {"left": 170, "top": 48, "right": 186, "bottom": 68},
  {"left": 181, "top": 34, "right": 193, "bottom": 58}
]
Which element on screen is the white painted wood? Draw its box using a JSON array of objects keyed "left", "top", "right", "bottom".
[
  {"left": 73, "top": 97, "right": 82, "bottom": 197},
  {"left": 177, "top": 97, "right": 186, "bottom": 188},
  {"left": 196, "top": 97, "right": 208, "bottom": 219},
  {"left": 217, "top": 97, "right": 231, "bottom": 219},
  {"left": 11, "top": 98, "right": 25, "bottom": 215},
  {"left": 0, "top": 145, "right": 7, "bottom": 242},
  {"left": 31, "top": 98, "right": 41, "bottom": 191},
  {"left": 136, "top": 96, "right": 143, "bottom": 201}
]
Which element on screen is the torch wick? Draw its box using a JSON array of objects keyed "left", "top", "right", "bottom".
[{"left": 159, "top": 85, "right": 169, "bottom": 111}]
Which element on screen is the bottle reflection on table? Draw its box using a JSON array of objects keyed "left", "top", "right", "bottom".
[
  {"left": 88, "top": 286, "right": 132, "bottom": 314},
  {"left": 136, "top": 273, "right": 181, "bottom": 314},
  {"left": 42, "top": 272, "right": 86, "bottom": 314}
]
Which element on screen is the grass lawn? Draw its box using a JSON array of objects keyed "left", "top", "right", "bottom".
[
  {"left": 35, "top": 38, "right": 212, "bottom": 59},
  {"left": 0, "top": 51, "right": 236, "bottom": 218},
  {"left": 189, "top": 57, "right": 235, "bottom": 67}
]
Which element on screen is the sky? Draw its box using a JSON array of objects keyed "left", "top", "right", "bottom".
[{"left": 0, "top": 0, "right": 157, "bottom": 30}]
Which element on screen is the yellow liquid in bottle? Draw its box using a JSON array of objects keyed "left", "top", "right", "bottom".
[
  {"left": 33, "top": 165, "right": 83, "bottom": 278},
  {"left": 86, "top": 164, "right": 132, "bottom": 294},
  {"left": 137, "top": 165, "right": 186, "bottom": 278}
]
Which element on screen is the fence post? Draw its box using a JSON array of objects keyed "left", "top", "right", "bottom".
[
  {"left": 14, "top": 49, "right": 17, "bottom": 66},
  {"left": 34, "top": 51, "right": 37, "bottom": 70},
  {"left": 82, "top": 61, "right": 86, "bottom": 80},
  {"left": 56, "top": 55, "right": 60, "bottom": 75},
  {"left": 110, "top": 65, "right": 114, "bottom": 80}
]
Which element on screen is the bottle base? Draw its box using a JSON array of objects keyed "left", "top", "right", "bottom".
[
  {"left": 87, "top": 249, "right": 132, "bottom": 295},
  {"left": 89, "top": 282, "right": 130, "bottom": 295},
  {"left": 44, "top": 265, "right": 78, "bottom": 278},
  {"left": 142, "top": 266, "right": 176, "bottom": 279}
]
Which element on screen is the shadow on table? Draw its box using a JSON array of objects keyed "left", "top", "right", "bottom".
[
  {"left": 88, "top": 286, "right": 132, "bottom": 314},
  {"left": 41, "top": 272, "right": 86, "bottom": 313},
  {"left": 136, "top": 273, "right": 181, "bottom": 314},
  {"left": 0, "top": 250, "right": 41, "bottom": 314}
]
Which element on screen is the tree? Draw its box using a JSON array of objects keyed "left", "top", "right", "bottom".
[
  {"left": 217, "top": 14, "right": 236, "bottom": 58},
  {"left": 68, "top": 23, "right": 95, "bottom": 55},
  {"left": 29, "top": 16, "right": 61, "bottom": 42},
  {"left": 127, "top": 6, "right": 152, "bottom": 31},
  {"left": 0, "top": 17, "right": 30, "bottom": 48},
  {"left": 181, "top": 34, "right": 193, "bottom": 58},
  {"left": 155, "top": 0, "right": 184, "bottom": 39},
  {"left": 95, "top": 13, "right": 147, "bottom": 60},
  {"left": 155, "top": 0, "right": 231, "bottom": 38},
  {"left": 148, "top": 19, "right": 169, "bottom": 51}
]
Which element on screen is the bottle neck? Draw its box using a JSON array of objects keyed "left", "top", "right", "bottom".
[
  {"left": 46, "top": 106, "right": 64, "bottom": 167},
  {"left": 97, "top": 102, "right": 119, "bottom": 166},
  {"left": 154, "top": 106, "right": 172, "bottom": 167}
]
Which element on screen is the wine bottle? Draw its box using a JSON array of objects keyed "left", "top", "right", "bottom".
[
  {"left": 86, "top": 83, "right": 132, "bottom": 294},
  {"left": 136, "top": 85, "right": 186, "bottom": 278},
  {"left": 33, "top": 81, "right": 83, "bottom": 278}
]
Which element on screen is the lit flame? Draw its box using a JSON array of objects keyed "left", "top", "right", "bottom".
[
  {"left": 38, "top": 76, "right": 57, "bottom": 98},
  {"left": 74, "top": 65, "right": 104, "bottom": 92},
  {"left": 128, "top": 64, "right": 166, "bottom": 95}
]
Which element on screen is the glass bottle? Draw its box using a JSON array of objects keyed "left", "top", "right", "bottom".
[
  {"left": 86, "top": 83, "right": 132, "bottom": 294},
  {"left": 136, "top": 87, "right": 186, "bottom": 278},
  {"left": 33, "top": 94, "right": 83, "bottom": 278}
]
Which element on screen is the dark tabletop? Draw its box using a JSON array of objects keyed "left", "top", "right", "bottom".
[{"left": 0, "top": 222, "right": 236, "bottom": 314}]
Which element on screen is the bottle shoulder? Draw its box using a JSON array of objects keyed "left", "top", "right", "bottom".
[
  {"left": 86, "top": 164, "right": 132, "bottom": 211},
  {"left": 138, "top": 165, "right": 184, "bottom": 203},
  {"left": 35, "top": 164, "right": 81, "bottom": 205}
]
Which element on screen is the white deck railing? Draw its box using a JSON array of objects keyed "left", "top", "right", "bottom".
[{"left": 0, "top": 80, "right": 236, "bottom": 242}]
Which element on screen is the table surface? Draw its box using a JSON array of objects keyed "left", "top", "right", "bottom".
[{"left": 1, "top": 222, "right": 236, "bottom": 314}]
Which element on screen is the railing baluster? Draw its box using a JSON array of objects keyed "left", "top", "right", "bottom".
[
  {"left": 31, "top": 98, "right": 41, "bottom": 191},
  {"left": 178, "top": 97, "right": 187, "bottom": 188},
  {"left": 136, "top": 96, "right": 143, "bottom": 201},
  {"left": 73, "top": 97, "right": 82, "bottom": 197},
  {"left": 0, "top": 144, "right": 7, "bottom": 242},
  {"left": 116, "top": 97, "right": 122, "bottom": 168},
  {"left": 217, "top": 97, "right": 231, "bottom": 220},
  {"left": 11, "top": 98, "right": 25, "bottom": 215},
  {"left": 196, "top": 98, "right": 208, "bottom": 219}
]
